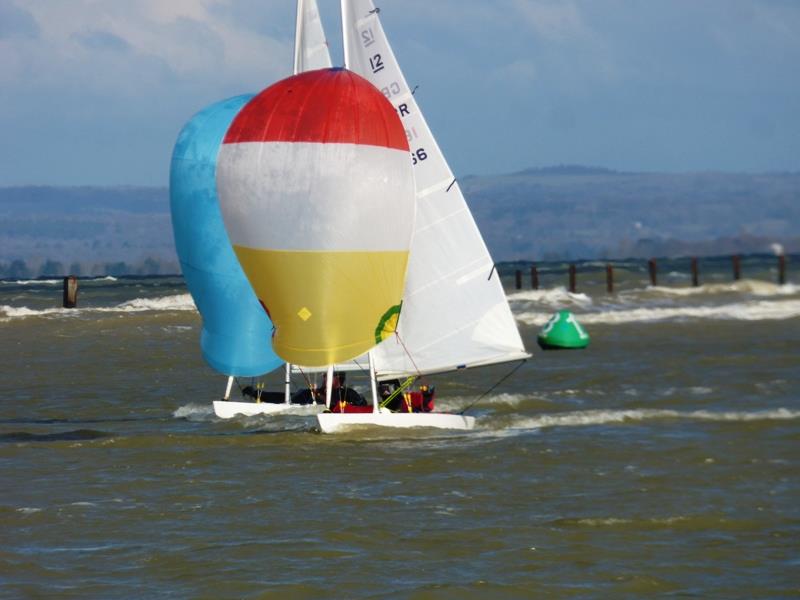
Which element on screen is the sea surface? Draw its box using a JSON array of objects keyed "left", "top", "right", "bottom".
[{"left": 1, "top": 256, "right": 799, "bottom": 598}]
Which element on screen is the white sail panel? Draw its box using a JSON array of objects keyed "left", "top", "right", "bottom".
[
  {"left": 294, "top": 0, "right": 333, "bottom": 74},
  {"left": 342, "top": 0, "right": 529, "bottom": 378}
]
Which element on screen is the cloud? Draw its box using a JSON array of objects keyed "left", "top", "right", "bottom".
[
  {"left": 73, "top": 30, "right": 131, "bottom": 53},
  {"left": 0, "top": 0, "right": 39, "bottom": 39},
  {"left": 493, "top": 59, "right": 537, "bottom": 86},
  {"left": 510, "top": 0, "right": 587, "bottom": 42},
  {"left": 2, "top": 0, "right": 291, "bottom": 92}
]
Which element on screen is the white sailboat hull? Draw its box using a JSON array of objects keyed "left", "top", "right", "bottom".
[
  {"left": 317, "top": 410, "right": 475, "bottom": 434},
  {"left": 213, "top": 400, "right": 325, "bottom": 419}
]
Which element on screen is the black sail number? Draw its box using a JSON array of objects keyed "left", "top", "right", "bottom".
[
  {"left": 369, "top": 54, "right": 384, "bottom": 73},
  {"left": 411, "top": 148, "right": 427, "bottom": 165}
]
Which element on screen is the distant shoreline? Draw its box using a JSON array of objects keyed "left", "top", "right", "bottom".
[{"left": 2, "top": 168, "right": 799, "bottom": 273}]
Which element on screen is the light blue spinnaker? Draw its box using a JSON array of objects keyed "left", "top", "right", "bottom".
[{"left": 169, "top": 95, "right": 282, "bottom": 377}]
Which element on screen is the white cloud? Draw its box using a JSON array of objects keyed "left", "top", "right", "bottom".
[
  {"left": 510, "top": 0, "right": 587, "bottom": 42},
  {"left": 493, "top": 58, "right": 538, "bottom": 86},
  {"left": 1, "top": 0, "right": 291, "bottom": 94}
]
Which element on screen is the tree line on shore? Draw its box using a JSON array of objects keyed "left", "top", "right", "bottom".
[{"left": 0, "top": 257, "right": 178, "bottom": 279}]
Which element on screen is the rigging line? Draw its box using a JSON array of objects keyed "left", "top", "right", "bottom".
[
  {"left": 295, "top": 364, "right": 314, "bottom": 392},
  {"left": 458, "top": 359, "right": 527, "bottom": 416},
  {"left": 488, "top": 264, "right": 497, "bottom": 281},
  {"left": 394, "top": 331, "right": 424, "bottom": 379}
]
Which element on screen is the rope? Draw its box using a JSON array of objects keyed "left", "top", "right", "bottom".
[
  {"left": 233, "top": 377, "right": 245, "bottom": 398},
  {"left": 295, "top": 365, "right": 325, "bottom": 404},
  {"left": 379, "top": 376, "right": 416, "bottom": 409},
  {"left": 295, "top": 365, "right": 314, "bottom": 391},
  {"left": 394, "top": 332, "right": 423, "bottom": 378},
  {"left": 458, "top": 359, "right": 527, "bottom": 416}
]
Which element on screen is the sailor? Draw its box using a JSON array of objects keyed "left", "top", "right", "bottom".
[
  {"left": 290, "top": 385, "right": 322, "bottom": 405},
  {"left": 326, "top": 371, "right": 367, "bottom": 410},
  {"left": 380, "top": 379, "right": 435, "bottom": 413}
]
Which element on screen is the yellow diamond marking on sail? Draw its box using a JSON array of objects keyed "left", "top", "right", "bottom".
[{"left": 297, "top": 307, "right": 312, "bottom": 321}]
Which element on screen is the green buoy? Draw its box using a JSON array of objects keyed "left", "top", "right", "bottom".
[{"left": 537, "top": 310, "right": 590, "bottom": 350}]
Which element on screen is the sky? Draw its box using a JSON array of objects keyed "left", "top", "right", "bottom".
[{"left": 0, "top": 0, "right": 798, "bottom": 186}]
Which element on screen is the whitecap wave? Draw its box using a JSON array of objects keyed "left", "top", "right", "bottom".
[
  {"left": 560, "top": 516, "right": 692, "bottom": 527},
  {"left": 471, "top": 393, "right": 544, "bottom": 407},
  {"left": 1, "top": 278, "right": 60, "bottom": 285},
  {"left": 173, "top": 403, "right": 215, "bottom": 421},
  {"left": 113, "top": 294, "right": 195, "bottom": 312},
  {"left": 0, "top": 305, "right": 78, "bottom": 318},
  {"left": 16, "top": 507, "right": 43, "bottom": 514},
  {"left": 508, "top": 286, "right": 593, "bottom": 307},
  {"left": 515, "top": 299, "right": 800, "bottom": 325},
  {"left": 0, "top": 294, "right": 197, "bottom": 319},
  {"left": 639, "top": 280, "right": 799, "bottom": 297},
  {"left": 508, "top": 407, "right": 800, "bottom": 430}
]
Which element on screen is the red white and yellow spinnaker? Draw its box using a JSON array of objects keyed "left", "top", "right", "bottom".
[{"left": 217, "top": 67, "right": 415, "bottom": 367}]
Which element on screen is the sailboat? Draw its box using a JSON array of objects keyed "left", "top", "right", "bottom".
[
  {"left": 171, "top": 0, "right": 342, "bottom": 419},
  {"left": 215, "top": 1, "right": 418, "bottom": 421},
  {"left": 314, "top": 0, "right": 530, "bottom": 433},
  {"left": 173, "top": 0, "right": 529, "bottom": 430}
]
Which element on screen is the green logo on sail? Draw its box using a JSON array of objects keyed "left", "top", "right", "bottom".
[{"left": 375, "top": 303, "right": 402, "bottom": 344}]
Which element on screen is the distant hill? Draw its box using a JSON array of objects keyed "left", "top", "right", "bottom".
[
  {"left": 0, "top": 186, "right": 177, "bottom": 277},
  {"left": 461, "top": 167, "right": 800, "bottom": 260},
  {"left": 1, "top": 168, "right": 798, "bottom": 276}
]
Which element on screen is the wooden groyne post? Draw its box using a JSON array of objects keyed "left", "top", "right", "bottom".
[
  {"left": 569, "top": 264, "right": 577, "bottom": 293},
  {"left": 531, "top": 265, "right": 539, "bottom": 290},
  {"left": 778, "top": 255, "right": 786, "bottom": 285},
  {"left": 515, "top": 269, "right": 522, "bottom": 290},
  {"left": 691, "top": 257, "right": 699, "bottom": 287},
  {"left": 62, "top": 276, "right": 78, "bottom": 308},
  {"left": 732, "top": 255, "right": 741, "bottom": 281},
  {"left": 648, "top": 259, "right": 657, "bottom": 287},
  {"left": 606, "top": 264, "right": 614, "bottom": 294}
]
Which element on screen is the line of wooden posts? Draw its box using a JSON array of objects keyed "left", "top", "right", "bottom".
[
  {"left": 514, "top": 254, "right": 789, "bottom": 293},
  {"left": 57, "top": 254, "right": 790, "bottom": 307}
]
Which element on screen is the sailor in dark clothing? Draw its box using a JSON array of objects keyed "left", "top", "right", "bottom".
[
  {"left": 326, "top": 371, "right": 367, "bottom": 408},
  {"left": 290, "top": 386, "right": 322, "bottom": 405},
  {"left": 241, "top": 385, "right": 285, "bottom": 404}
]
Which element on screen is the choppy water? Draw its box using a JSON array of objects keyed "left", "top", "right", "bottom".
[{"left": 1, "top": 257, "right": 799, "bottom": 598}]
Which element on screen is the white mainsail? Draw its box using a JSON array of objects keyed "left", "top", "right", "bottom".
[
  {"left": 342, "top": 0, "right": 529, "bottom": 379},
  {"left": 294, "top": 0, "right": 333, "bottom": 74}
]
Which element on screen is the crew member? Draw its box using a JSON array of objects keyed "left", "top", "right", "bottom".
[{"left": 326, "top": 371, "right": 367, "bottom": 411}]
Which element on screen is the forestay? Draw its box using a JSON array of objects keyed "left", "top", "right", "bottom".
[
  {"left": 342, "top": 0, "right": 529, "bottom": 379},
  {"left": 294, "top": 0, "right": 332, "bottom": 74}
]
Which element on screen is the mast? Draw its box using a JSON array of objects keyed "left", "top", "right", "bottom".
[
  {"left": 341, "top": 0, "right": 353, "bottom": 68},
  {"left": 284, "top": 363, "right": 292, "bottom": 404},
  {"left": 368, "top": 351, "right": 379, "bottom": 411},
  {"left": 325, "top": 364, "right": 334, "bottom": 409},
  {"left": 293, "top": 0, "right": 304, "bottom": 75},
  {"left": 223, "top": 375, "right": 234, "bottom": 400}
]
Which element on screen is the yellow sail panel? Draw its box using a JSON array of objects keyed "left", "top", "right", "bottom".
[{"left": 234, "top": 246, "right": 409, "bottom": 366}]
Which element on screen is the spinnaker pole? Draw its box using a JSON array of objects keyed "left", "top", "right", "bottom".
[{"left": 223, "top": 375, "right": 234, "bottom": 400}]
